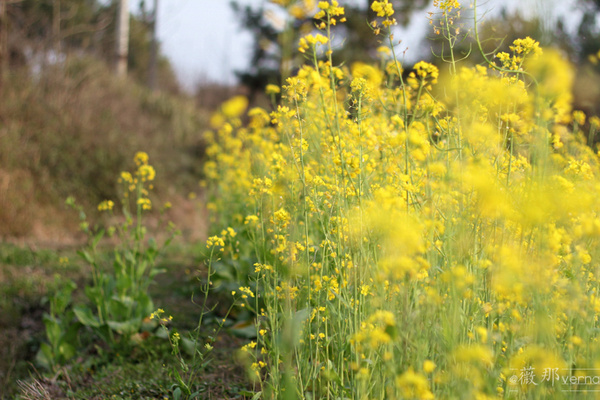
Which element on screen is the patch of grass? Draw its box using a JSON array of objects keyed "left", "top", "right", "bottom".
[
  {"left": 0, "top": 240, "right": 252, "bottom": 399},
  {"left": 63, "top": 355, "right": 173, "bottom": 399},
  {"left": 0, "top": 243, "right": 83, "bottom": 398},
  {"left": 16, "top": 330, "right": 249, "bottom": 400},
  {"left": 0, "top": 243, "right": 80, "bottom": 323},
  {"left": 0, "top": 242, "right": 58, "bottom": 267}
]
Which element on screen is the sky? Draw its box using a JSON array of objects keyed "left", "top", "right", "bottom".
[
  {"left": 139, "top": 0, "right": 586, "bottom": 91},
  {"left": 151, "top": 0, "right": 255, "bottom": 89}
]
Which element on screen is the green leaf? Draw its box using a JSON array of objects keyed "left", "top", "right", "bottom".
[
  {"left": 149, "top": 267, "right": 166, "bottom": 278},
  {"left": 109, "top": 296, "right": 131, "bottom": 318},
  {"left": 154, "top": 327, "right": 169, "bottom": 339},
  {"left": 35, "top": 343, "right": 53, "bottom": 370},
  {"left": 92, "top": 229, "right": 105, "bottom": 247},
  {"left": 385, "top": 324, "right": 398, "bottom": 340},
  {"left": 136, "top": 260, "right": 149, "bottom": 278},
  {"left": 136, "top": 292, "right": 154, "bottom": 317},
  {"left": 164, "top": 235, "right": 175, "bottom": 248},
  {"left": 115, "top": 273, "right": 132, "bottom": 293},
  {"left": 55, "top": 280, "right": 77, "bottom": 314},
  {"left": 229, "top": 323, "right": 257, "bottom": 339},
  {"left": 57, "top": 342, "right": 76, "bottom": 362},
  {"left": 73, "top": 306, "right": 100, "bottom": 328},
  {"left": 113, "top": 255, "right": 127, "bottom": 275},
  {"left": 84, "top": 285, "right": 102, "bottom": 304},
  {"left": 322, "top": 360, "right": 342, "bottom": 385},
  {"left": 239, "top": 390, "right": 262, "bottom": 399},
  {"left": 180, "top": 337, "right": 197, "bottom": 356},
  {"left": 125, "top": 250, "right": 136, "bottom": 267},
  {"left": 173, "top": 387, "right": 182, "bottom": 400},
  {"left": 78, "top": 249, "right": 94, "bottom": 264},
  {"left": 190, "top": 389, "right": 206, "bottom": 399},
  {"left": 62, "top": 317, "right": 81, "bottom": 344},
  {"left": 43, "top": 315, "right": 61, "bottom": 348},
  {"left": 107, "top": 318, "right": 141, "bottom": 335}
]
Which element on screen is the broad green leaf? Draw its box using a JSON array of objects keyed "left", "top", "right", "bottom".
[
  {"left": 322, "top": 360, "right": 342, "bottom": 385},
  {"left": 73, "top": 306, "right": 100, "bottom": 328},
  {"left": 62, "top": 318, "right": 81, "bottom": 343},
  {"left": 115, "top": 273, "right": 132, "bottom": 293},
  {"left": 109, "top": 296, "right": 130, "bottom": 318},
  {"left": 154, "top": 327, "right": 169, "bottom": 339},
  {"left": 180, "top": 336, "right": 196, "bottom": 356},
  {"left": 136, "top": 292, "right": 154, "bottom": 317},
  {"left": 229, "top": 323, "right": 257, "bottom": 339},
  {"left": 43, "top": 315, "right": 61, "bottom": 348},
  {"left": 107, "top": 318, "right": 140, "bottom": 335},
  {"left": 35, "top": 343, "right": 53, "bottom": 370},
  {"left": 149, "top": 267, "right": 166, "bottom": 278},
  {"left": 78, "top": 249, "right": 94, "bottom": 264},
  {"left": 173, "top": 387, "right": 182, "bottom": 400},
  {"left": 84, "top": 286, "right": 102, "bottom": 304},
  {"left": 57, "top": 342, "right": 76, "bottom": 362}
]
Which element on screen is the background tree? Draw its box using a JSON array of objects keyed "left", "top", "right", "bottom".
[
  {"left": 571, "top": 0, "right": 600, "bottom": 131},
  {"left": 231, "top": 0, "right": 431, "bottom": 102},
  {"left": 3, "top": 0, "right": 176, "bottom": 91},
  {"left": 574, "top": 0, "right": 600, "bottom": 61}
]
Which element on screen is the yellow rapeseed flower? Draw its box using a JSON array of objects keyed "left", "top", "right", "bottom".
[
  {"left": 371, "top": 0, "right": 394, "bottom": 18},
  {"left": 97, "top": 200, "right": 114, "bottom": 211},
  {"left": 423, "top": 360, "right": 436, "bottom": 373},
  {"left": 134, "top": 151, "right": 149, "bottom": 166},
  {"left": 137, "top": 197, "right": 152, "bottom": 210},
  {"left": 137, "top": 164, "right": 156, "bottom": 182},
  {"left": 221, "top": 95, "right": 248, "bottom": 118}
]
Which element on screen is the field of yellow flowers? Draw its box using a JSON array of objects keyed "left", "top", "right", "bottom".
[{"left": 201, "top": 0, "right": 600, "bottom": 399}]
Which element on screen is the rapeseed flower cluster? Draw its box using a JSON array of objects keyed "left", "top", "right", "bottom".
[
  {"left": 100, "top": 152, "right": 156, "bottom": 213},
  {"left": 202, "top": 1, "right": 600, "bottom": 398}
]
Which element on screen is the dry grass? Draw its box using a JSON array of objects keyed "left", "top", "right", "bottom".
[
  {"left": 17, "top": 379, "right": 54, "bottom": 400},
  {"left": 0, "top": 57, "right": 209, "bottom": 239}
]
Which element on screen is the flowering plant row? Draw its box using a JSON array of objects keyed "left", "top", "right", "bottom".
[{"left": 204, "top": 1, "right": 600, "bottom": 398}]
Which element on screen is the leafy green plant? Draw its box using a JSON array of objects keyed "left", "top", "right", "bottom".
[
  {"left": 36, "top": 276, "right": 79, "bottom": 371},
  {"left": 67, "top": 152, "right": 177, "bottom": 347}
]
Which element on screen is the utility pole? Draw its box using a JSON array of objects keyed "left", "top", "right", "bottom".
[
  {"left": 148, "top": 0, "right": 158, "bottom": 90},
  {"left": 115, "top": 0, "right": 129, "bottom": 77}
]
